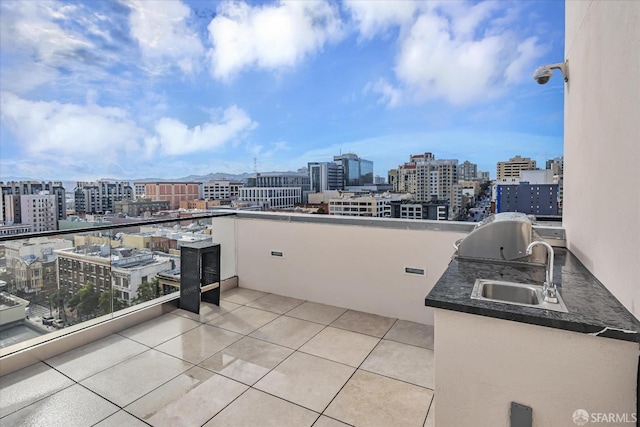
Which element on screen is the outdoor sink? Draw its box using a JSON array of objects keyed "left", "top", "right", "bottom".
[{"left": 471, "top": 279, "right": 568, "bottom": 313}]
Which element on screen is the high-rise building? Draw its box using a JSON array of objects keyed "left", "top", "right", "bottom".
[
  {"left": 17, "top": 193, "right": 58, "bottom": 232},
  {"left": 333, "top": 153, "right": 374, "bottom": 187},
  {"left": 416, "top": 159, "right": 458, "bottom": 203},
  {"left": 1, "top": 181, "right": 66, "bottom": 224},
  {"left": 389, "top": 163, "right": 417, "bottom": 193},
  {"left": 140, "top": 182, "right": 200, "bottom": 210},
  {"left": 74, "top": 181, "right": 133, "bottom": 214},
  {"left": 496, "top": 156, "right": 536, "bottom": 180},
  {"left": 308, "top": 153, "right": 374, "bottom": 193},
  {"left": 388, "top": 153, "right": 459, "bottom": 219},
  {"left": 388, "top": 153, "right": 435, "bottom": 194},
  {"left": 308, "top": 162, "right": 342, "bottom": 192},
  {"left": 459, "top": 161, "right": 478, "bottom": 181}
]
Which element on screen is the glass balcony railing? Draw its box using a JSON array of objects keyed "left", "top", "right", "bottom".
[{"left": 0, "top": 212, "right": 235, "bottom": 352}]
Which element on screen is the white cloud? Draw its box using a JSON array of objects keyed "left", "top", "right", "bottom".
[
  {"left": 395, "top": 12, "right": 507, "bottom": 105},
  {"left": 350, "top": 1, "right": 545, "bottom": 106},
  {"left": 207, "top": 0, "right": 343, "bottom": 80},
  {"left": 0, "top": 62, "right": 60, "bottom": 95},
  {"left": 343, "top": 0, "right": 416, "bottom": 40},
  {"left": 0, "top": 92, "right": 143, "bottom": 159},
  {"left": 365, "top": 78, "right": 403, "bottom": 107},
  {"left": 1, "top": 92, "right": 257, "bottom": 176},
  {"left": 144, "top": 106, "right": 257, "bottom": 156},
  {"left": 0, "top": 1, "right": 138, "bottom": 96},
  {"left": 0, "top": 1, "right": 91, "bottom": 68},
  {"left": 504, "top": 37, "right": 542, "bottom": 84},
  {"left": 126, "top": 0, "right": 204, "bottom": 76}
]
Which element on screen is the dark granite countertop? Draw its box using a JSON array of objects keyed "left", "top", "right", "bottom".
[{"left": 425, "top": 248, "right": 640, "bottom": 343}]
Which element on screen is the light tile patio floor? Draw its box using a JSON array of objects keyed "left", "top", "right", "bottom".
[{"left": 0, "top": 288, "right": 436, "bottom": 427}]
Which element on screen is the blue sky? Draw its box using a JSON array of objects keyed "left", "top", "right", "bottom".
[{"left": 0, "top": 0, "right": 565, "bottom": 181}]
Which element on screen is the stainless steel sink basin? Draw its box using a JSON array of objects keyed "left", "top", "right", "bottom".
[{"left": 471, "top": 279, "right": 568, "bottom": 312}]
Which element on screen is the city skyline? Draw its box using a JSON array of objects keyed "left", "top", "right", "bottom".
[{"left": 0, "top": 0, "right": 565, "bottom": 182}]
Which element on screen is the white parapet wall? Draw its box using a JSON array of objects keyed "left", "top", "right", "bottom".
[
  {"left": 0, "top": 293, "right": 28, "bottom": 326},
  {"left": 233, "top": 213, "right": 470, "bottom": 325},
  {"left": 211, "top": 215, "right": 237, "bottom": 281}
]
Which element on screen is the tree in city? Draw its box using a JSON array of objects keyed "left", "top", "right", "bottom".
[
  {"left": 47, "top": 286, "right": 71, "bottom": 323},
  {"left": 68, "top": 281, "right": 100, "bottom": 320},
  {"left": 98, "top": 290, "right": 129, "bottom": 315},
  {"left": 133, "top": 277, "right": 161, "bottom": 304},
  {"left": 480, "top": 180, "right": 493, "bottom": 195}
]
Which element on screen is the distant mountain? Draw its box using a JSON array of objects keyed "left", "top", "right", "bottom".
[
  {"left": 3, "top": 171, "right": 308, "bottom": 193},
  {"left": 0, "top": 176, "right": 35, "bottom": 182},
  {"left": 176, "top": 173, "right": 254, "bottom": 182}
]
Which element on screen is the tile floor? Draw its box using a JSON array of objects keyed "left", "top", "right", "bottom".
[{"left": 0, "top": 288, "right": 436, "bottom": 427}]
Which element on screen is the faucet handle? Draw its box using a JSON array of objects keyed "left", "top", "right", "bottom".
[{"left": 543, "top": 283, "right": 559, "bottom": 304}]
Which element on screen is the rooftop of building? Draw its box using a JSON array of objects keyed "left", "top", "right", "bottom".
[{"left": 0, "top": 287, "right": 435, "bottom": 426}]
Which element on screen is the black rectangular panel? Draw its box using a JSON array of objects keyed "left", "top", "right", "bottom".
[
  {"left": 201, "top": 245, "right": 220, "bottom": 305},
  {"left": 510, "top": 402, "right": 532, "bottom": 427},
  {"left": 180, "top": 245, "right": 202, "bottom": 314}
]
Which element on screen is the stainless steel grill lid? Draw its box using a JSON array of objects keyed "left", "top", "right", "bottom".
[{"left": 454, "top": 212, "right": 542, "bottom": 261}]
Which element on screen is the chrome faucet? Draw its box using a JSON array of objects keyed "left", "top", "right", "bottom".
[{"left": 526, "top": 241, "right": 558, "bottom": 303}]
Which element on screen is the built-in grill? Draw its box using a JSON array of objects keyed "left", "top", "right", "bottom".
[{"left": 454, "top": 212, "right": 545, "bottom": 263}]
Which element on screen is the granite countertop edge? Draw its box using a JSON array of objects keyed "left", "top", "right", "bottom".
[{"left": 425, "top": 249, "right": 640, "bottom": 344}]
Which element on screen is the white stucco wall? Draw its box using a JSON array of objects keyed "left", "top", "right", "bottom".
[
  {"left": 211, "top": 215, "right": 237, "bottom": 281},
  {"left": 564, "top": 1, "right": 640, "bottom": 319},
  {"left": 235, "top": 217, "right": 466, "bottom": 324},
  {"left": 434, "top": 309, "right": 638, "bottom": 426}
]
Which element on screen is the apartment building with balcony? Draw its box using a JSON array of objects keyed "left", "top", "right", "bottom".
[
  {"left": 388, "top": 154, "right": 434, "bottom": 194},
  {"left": 0, "top": 181, "right": 66, "bottom": 225},
  {"left": 74, "top": 181, "right": 133, "bottom": 215},
  {"left": 388, "top": 163, "right": 417, "bottom": 194},
  {"left": 7, "top": 193, "right": 58, "bottom": 232},
  {"left": 0, "top": 3, "right": 638, "bottom": 427},
  {"left": 458, "top": 160, "right": 478, "bottom": 181}
]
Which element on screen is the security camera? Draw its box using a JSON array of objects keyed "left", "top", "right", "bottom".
[{"left": 533, "top": 61, "right": 568, "bottom": 84}]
